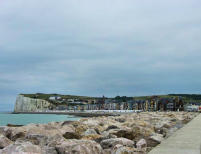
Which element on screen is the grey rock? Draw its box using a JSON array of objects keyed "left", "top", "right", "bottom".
[
  {"left": 0, "top": 141, "right": 42, "bottom": 154},
  {"left": 63, "top": 131, "right": 81, "bottom": 139},
  {"left": 56, "top": 139, "right": 103, "bottom": 154},
  {"left": 47, "top": 134, "right": 65, "bottom": 147},
  {"left": 95, "top": 133, "right": 117, "bottom": 143},
  {"left": 61, "top": 121, "right": 74, "bottom": 126},
  {"left": 0, "top": 127, "right": 11, "bottom": 139},
  {"left": 42, "top": 146, "right": 57, "bottom": 154},
  {"left": 111, "top": 144, "right": 139, "bottom": 154},
  {"left": 110, "top": 127, "right": 137, "bottom": 140},
  {"left": 147, "top": 133, "right": 163, "bottom": 147},
  {"left": 105, "top": 125, "right": 119, "bottom": 131},
  {"left": 0, "top": 135, "right": 13, "bottom": 149},
  {"left": 0, "top": 127, "right": 6, "bottom": 135},
  {"left": 83, "top": 129, "right": 97, "bottom": 136},
  {"left": 26, "top": 134, "right": 48, "bottom": 146},
  {"left": 9, "top": 128, "right": 25, "bottom": 141},
  {"left": 100, "top": 138, "right": 134, "bottom": 149},
  {"left": 136, "top": 138, "right": 147, "bottom": 150},
  {"left": 115, "top": 118, "right": 126, "bottom": 123}
]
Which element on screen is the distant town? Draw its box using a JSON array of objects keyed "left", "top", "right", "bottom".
[{"left": 18, "top": 93, "right": 201, "bottom": 112}]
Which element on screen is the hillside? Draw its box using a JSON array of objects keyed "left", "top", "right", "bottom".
[
  {"left": 21, "top": 93, "right": 99, "bottom": 101},
  {"left": 21, "top": 93, "right": 201, "bottom": 104}
]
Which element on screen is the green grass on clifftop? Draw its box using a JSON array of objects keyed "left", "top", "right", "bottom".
[
  {"left": 20, "top": 93, "right": 201, "bottom": 104},
  {"left": 21, "top": 93, "right": 99, "bottom": 101}
]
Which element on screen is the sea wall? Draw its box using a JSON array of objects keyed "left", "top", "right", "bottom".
[{"left": 14, "top": 95, "right": 51, "bottom": 112}]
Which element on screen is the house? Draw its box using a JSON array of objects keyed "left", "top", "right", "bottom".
[
  {"left": 56, "top": 105, "right": 68, "bottom": 110},
  {"left": 185, "top": 105, "right": 199, "bottom": 112},
  {"left": 67, "top": 99, "right": 74, "bottom": 103},
  {"left": 49, "top": 96, "right": 61, "bottom": 100}
]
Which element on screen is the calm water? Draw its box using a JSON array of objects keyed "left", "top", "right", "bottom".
[{"left": 0, "top": 113, "right": 80, "bottom": 126}]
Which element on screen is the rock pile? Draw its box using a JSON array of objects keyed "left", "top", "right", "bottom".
[{"left": 0, "top": 112, "right": 198, "bottom": 154}]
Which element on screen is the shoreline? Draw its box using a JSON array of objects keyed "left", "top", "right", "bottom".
[{"left": 12, "top": 111, "right": 123, "bottom": 117}]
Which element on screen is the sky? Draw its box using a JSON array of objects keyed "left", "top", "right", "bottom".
[{"left": 0, "top": 0, "right": 201, "bottom": 111}]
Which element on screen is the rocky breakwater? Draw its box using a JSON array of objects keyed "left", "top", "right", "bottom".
[
  {"left": 0, "top": 112, "right": 198, "bottom": 154},
  {"left": 14, "top": 94, "right": 51, "bottom": 112}
]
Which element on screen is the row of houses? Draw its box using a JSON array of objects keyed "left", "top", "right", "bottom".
[
  {"left": 54, "top": 96, "right": 185, "bottom": 111},
  {"left": 49, "top": 96, "right": 96, "bottom": 105}
]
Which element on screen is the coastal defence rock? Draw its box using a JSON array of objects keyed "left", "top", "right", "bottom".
[
  {"left": 63, "top": 132, "right": 81, "bottom": 139},
  {"left": 83, "top": 128, "right": 97, "bottom": 136},
  {"left": 110, "top": 144, "right": 141, "bottom": 154},
  {"left": 26, "top": 134, "right": 48, "bottom": 146},
  {"left": 0, "top": 135, "right": 13, "bottom": 149},
  {"left": 0, "top": 141, "right": 42, "bottom": 154},
  {"left": 14, "top": 94, "right": 51, "bottom": 112},
  {"left": 100, "top": 138, "right": 134, "bottom": 149},
  {"left": 42, "top": 146, "right": 57, "bottom": 154},
  {"left": 55, "top": 139, "right": 103, "bottom": 154},
  {"left": 147, "top": 133, "right": 164, "bottom": 147},
  {"left": 136, "top": 138, "right": 147, "bottom": 150},
  {"left": 109, "top": 127, "right": 137, "bottom": 140},
  {"left": 0, "top": 112, "right": 198, "bottom": 153},
  {"left": 0, "top": 127, "right": 7, "bottom": 137}
]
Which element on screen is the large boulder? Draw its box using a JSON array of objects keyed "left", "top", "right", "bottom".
[
  {"left": 26, "top": 133, "right": 48, "bottom": 146},
  {"left": 81, "top": 128, "right": 101, "bottom": 140},
  {"left": 0, "top": 127, "right": 6, "bottom": 135},
  {"left": 73, "top": 123, "right": 89, "bottom": 136},
  {"left": 4, "top": 124, "right": 45, "bottom": 141},
  {"left": 7, "top": 127, "right": 26, "bottom": 141},
  {"left": 63, "top": 132, "right": 81, "bottom": 139},
  {"left": 0, "top": 135, "right": 13, "bottom": 149},
  {"left": 0, "top": 127, "right": 13, "bottom": 139},
  {"left": 109, "top": 127, "right": 138, "bottom": 140},
  {"left": 105, "top": 125, "right": 119, "bottom": 131},
  {"left": 95, "top": 131, "right": 117, "bottom": 143},
  {"left": 111, "top": 144, "right": 140, "bottom": 154},
  {"left": 154, "top": 121, "right": 172, "bottom": 132},
  {"left": 60, "top": 121, "right": 75, "bottom": 126},
  {"left": 0, "top": 141, "right": 42, "bottom": 154},
  {"left": 55, "top": 139, "right": 103, "bottom": 154},
  {"left": 115, "top": 117, "right": 126, "bottom": 123},
  {"left": 47, "top": 134, "right": 66, "bottom": 147},
  {"left": 42, "top": 146, "right": 57, "bottom": 154},
  {"left": 100, "top": 138, "right": 134, "bottom": 149},
  {"left": 83, "top": 129, "right": 97, "bottom": 136},
  {"left": 147, "top": 133, "right": 163, "bottom": 147},
  {"left": 82, "top": 134, "right": 102, "bottom": 140},
  {"left": 26, "top": 123, "right": 61, "bottom": 137},
  {"left": 58, "top": 123, "right": 76, "bottom": 136},
  {"left": 136, "top": 138, "right": 147, "bottom": 150}
]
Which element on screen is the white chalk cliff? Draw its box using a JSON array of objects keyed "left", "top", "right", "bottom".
[{"left": 14, "top": 95, "right": 51, "bottom": 112}]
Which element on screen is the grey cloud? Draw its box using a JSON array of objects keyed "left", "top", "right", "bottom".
[{"left": 0, "top": 0, "right": 201, "bottom": 111}]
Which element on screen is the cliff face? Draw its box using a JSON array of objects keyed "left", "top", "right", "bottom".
[{"left": 14, "top": 95, "right": 51, "bottom": 112}]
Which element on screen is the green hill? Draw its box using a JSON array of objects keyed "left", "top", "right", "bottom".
[{"left": 21, "top": 93, "right": 201, "bottom": 104}]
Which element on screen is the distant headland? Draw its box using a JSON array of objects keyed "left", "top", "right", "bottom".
[{"left": 13, "top": 93, "right": 201, "bottom": 113}]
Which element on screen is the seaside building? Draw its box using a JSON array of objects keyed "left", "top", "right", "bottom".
[
  {"left": 49, "top": 96, "right": 61, "bottom": 100},
  {"left": 50, "top": 95, "right": 184, "bottom": 112}
]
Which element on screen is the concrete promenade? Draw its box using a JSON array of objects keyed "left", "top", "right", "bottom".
[
  {"left": 149, "top": 113, "right": 201, "bottom": 154},
  {"left": 12, "top": 110, "right": 142, "bottom": 117}
]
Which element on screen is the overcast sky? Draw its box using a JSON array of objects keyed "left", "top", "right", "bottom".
[{"left": 0, "top": 0, "right": 201, "bottom": 111}]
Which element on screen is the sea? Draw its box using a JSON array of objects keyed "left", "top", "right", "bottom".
[{"left": 0, "top": 113, "right": 80, "bottom": 126}]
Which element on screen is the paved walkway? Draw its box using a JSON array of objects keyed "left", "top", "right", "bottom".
[{"left": 149, "top": 113, "right": 201, "bottom": 154}]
